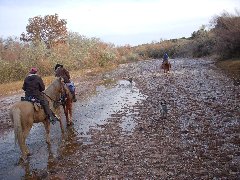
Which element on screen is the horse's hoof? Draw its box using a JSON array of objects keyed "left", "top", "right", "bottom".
[
  {"left": 67, "top": 122, "right": 73, "bottom": 126},
  {"left": 18, "top": 156, "right": 27, "bottom": 164},
  {"left": 46, "top": 139, "right": 50, "bottom": 144},
  {"left": 26, "top": 149, "right": 31, "bottom": 156}
]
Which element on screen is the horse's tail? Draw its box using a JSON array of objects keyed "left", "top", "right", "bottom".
[{"left": 10, "top": 106, "right": 24, "bottom": 146}]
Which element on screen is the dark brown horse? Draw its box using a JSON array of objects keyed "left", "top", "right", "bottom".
[
  {"left": 9, "top": 77, "right": 66, "bottom": 161},
  {"left": 161, "top": 62, "right": 171, "bottom": 73},
  {"left": 61, "top": 84, "right": 74, "bottom": 126}
]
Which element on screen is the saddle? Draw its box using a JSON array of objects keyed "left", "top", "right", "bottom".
[{"left": 21, "top": 97, "right": 41, "bottom": 111}]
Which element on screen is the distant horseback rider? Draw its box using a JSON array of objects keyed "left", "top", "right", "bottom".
[
  {"left": 54, "top": 64, "right": 77, "bottom": 102},
  {"left": 163, "top": 52, "right": 169, "bottom": 64},
  {"left": 161, "top": 52, "right": 171, "bottom": 73},
  {"left": 22, "top": 67, "right": 59, "bottom": 124}
]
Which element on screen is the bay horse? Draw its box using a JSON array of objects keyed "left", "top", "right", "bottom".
[
  {"left": 161, "top": 61, "right": 171, "bottom": 73},
  {"left": 61, "top": 83, "right": 74, "bottom": 126},
  {"left": 9, "top": 77, "right": 66, "bottom": 161}
]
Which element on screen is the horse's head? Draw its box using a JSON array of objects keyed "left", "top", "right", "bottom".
[{"left": 45, "top": 77, "right": 66, "bottom": 102}]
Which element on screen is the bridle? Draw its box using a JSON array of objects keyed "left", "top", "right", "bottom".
[
  {"left": 60, "top": 83, "right": 68, "bottom": 106},
  {"left": 42, "top": 77, "right": 66, "bottom": 107}
]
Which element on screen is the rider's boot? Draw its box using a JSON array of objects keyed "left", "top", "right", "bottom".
[
  {"left": 71, "top": 91, "right": 77, "bottom": 102},
  {"left": 48, "top": 112, "right": 59, "bottom": 125},
  {"left": 41, "top": 99, "right": 59, "bottom": 124}
]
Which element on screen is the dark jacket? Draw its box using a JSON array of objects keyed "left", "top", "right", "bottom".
[
  {"left": 22, "top": 74, "right": 45, "bottom": 98},
  {"left": 55, "top": 67, "right": 71, "bottom": 83}
]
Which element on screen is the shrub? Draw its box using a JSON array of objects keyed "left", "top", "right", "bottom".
[
  {"left": 210, "top": 10, "right": 240, "bottom": 59},
  {"left": 190, "top": 27, "right": 215, "bottom": 58}
]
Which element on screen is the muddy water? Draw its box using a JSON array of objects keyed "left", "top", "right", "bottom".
[{"left": 0, "top": 79, "right": 145, "bottom": 179}]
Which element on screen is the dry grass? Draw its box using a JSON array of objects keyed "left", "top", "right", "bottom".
[
  {"left": 216, "top": 59, "right": 240, "bottom": 75},
  {"left": 0, "top": 81, "right": 24, "bottom": 97},
  {"left": 0, "top": 64, "right": 117, "bottom": 97},
  {"left": 0, "top": 76, "right": 55, "bottom": 97}
]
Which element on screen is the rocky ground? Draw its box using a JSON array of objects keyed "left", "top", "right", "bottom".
[{"left": 0, "top": 58, "right": 239, "bottom": 179}]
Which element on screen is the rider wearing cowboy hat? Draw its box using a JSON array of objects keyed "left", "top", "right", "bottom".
[{"left": 55, "top": 64, "right": 77, "bottom": 102}]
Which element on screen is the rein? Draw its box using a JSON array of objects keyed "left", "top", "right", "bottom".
[
  {"left": 42, "top": 77, "right": 70, "bottom": 107},
  {"left": 41, "top": 92, "right": 62, "bottom": 106}
]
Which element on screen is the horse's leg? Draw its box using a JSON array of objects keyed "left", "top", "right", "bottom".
[
  {"left": 43, "top": 120, "right": 51, "bottom": 144},
  {"left": 63, "top": 105, "right": 67, "bottom": 121},
  {"left": 68, "top": 102, "right": 73, "bottom": 126},
  {"left": 18, "top": 136, "right": 28, "bottom": 161},
  {"left": 54, "top": 106, "right": 64, "bottom": 133},
  {"left": 67, "top": 101, "right": 73, "bottom": 126},
  {"left": 22, "top": 124, "right": 32, "bottom": 156},
  {"left": 17, "top": 124, "right": 32, "bottom": 161},
  {"left": 63, "top": 105, "right": 70, "bottom": 126},
  {"left": 19, "top": 143, "right": 27, "bottom": 161},
  {"left": 69, "top": 103, "right": 73, "bottom": 125},
  {"left": 58, "top": 116, "right": 65, "bottom": 134}
]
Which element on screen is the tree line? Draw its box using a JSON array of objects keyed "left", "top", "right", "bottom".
[
  {"left": 0, "top": 10, "right": 239, "bottom": 84},
  {"left": 133, "top": 10, "right": 240, "bottom": 60}
]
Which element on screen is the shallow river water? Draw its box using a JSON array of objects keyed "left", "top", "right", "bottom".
[{"left": 0, "top": 79, "right": 145, "bottom": 179}]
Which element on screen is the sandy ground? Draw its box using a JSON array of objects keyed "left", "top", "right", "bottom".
[{"left": 0, "top": 58, "right": 239, "bottom": 179}]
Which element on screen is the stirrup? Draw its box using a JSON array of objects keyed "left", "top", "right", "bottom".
[
  {"left": 73, "top": 98, "right": 77, "bottom": 102},
  {"left": 49, "top": 115, "right": 59, "bottom": 125}
]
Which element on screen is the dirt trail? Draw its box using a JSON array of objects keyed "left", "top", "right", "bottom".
[{"left": 0, "top": 58, "right": 239, "bottom": 179}]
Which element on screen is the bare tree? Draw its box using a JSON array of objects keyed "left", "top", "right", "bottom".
[{"left": 20, "top": 14, "right": 67, "bottom": 48}]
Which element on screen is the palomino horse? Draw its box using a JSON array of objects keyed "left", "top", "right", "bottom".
[
  {"left": 161, "top": 62, "right": 171, "bottom": 73},
  {"left": 61, "top": 83, "right": 74, "bottom": 126},
  {"left": 9, "top": 77, "right": 66, "bottom": 161}
]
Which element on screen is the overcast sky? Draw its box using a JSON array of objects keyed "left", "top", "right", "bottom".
[{"left": 0, "top": 0, "right": 239, "bottom": 46}]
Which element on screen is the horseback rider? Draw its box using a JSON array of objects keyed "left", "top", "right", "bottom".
[
  {"left": 162, "top": 52, "right": 169, "bottom": 64},
  {"left": 54, "top": 64, "right": 77, "bottom": 102},
  {"left": 22, "top": 67, "right": 59, "bottom": 124}
]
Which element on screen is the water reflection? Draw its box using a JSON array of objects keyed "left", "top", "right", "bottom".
[
  {"left": 17, "top": 126, "right": 82, "bottom": 179},
  {"left": 73, "top": 79, "right": 145, "bottom": 135},
  {"left": 58, "top": 126, "right": 82, "bottom": 157}
]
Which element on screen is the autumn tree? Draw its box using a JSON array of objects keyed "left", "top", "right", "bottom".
[{"left": 20, "top": 14, "right": 67, "bottom": 48}]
